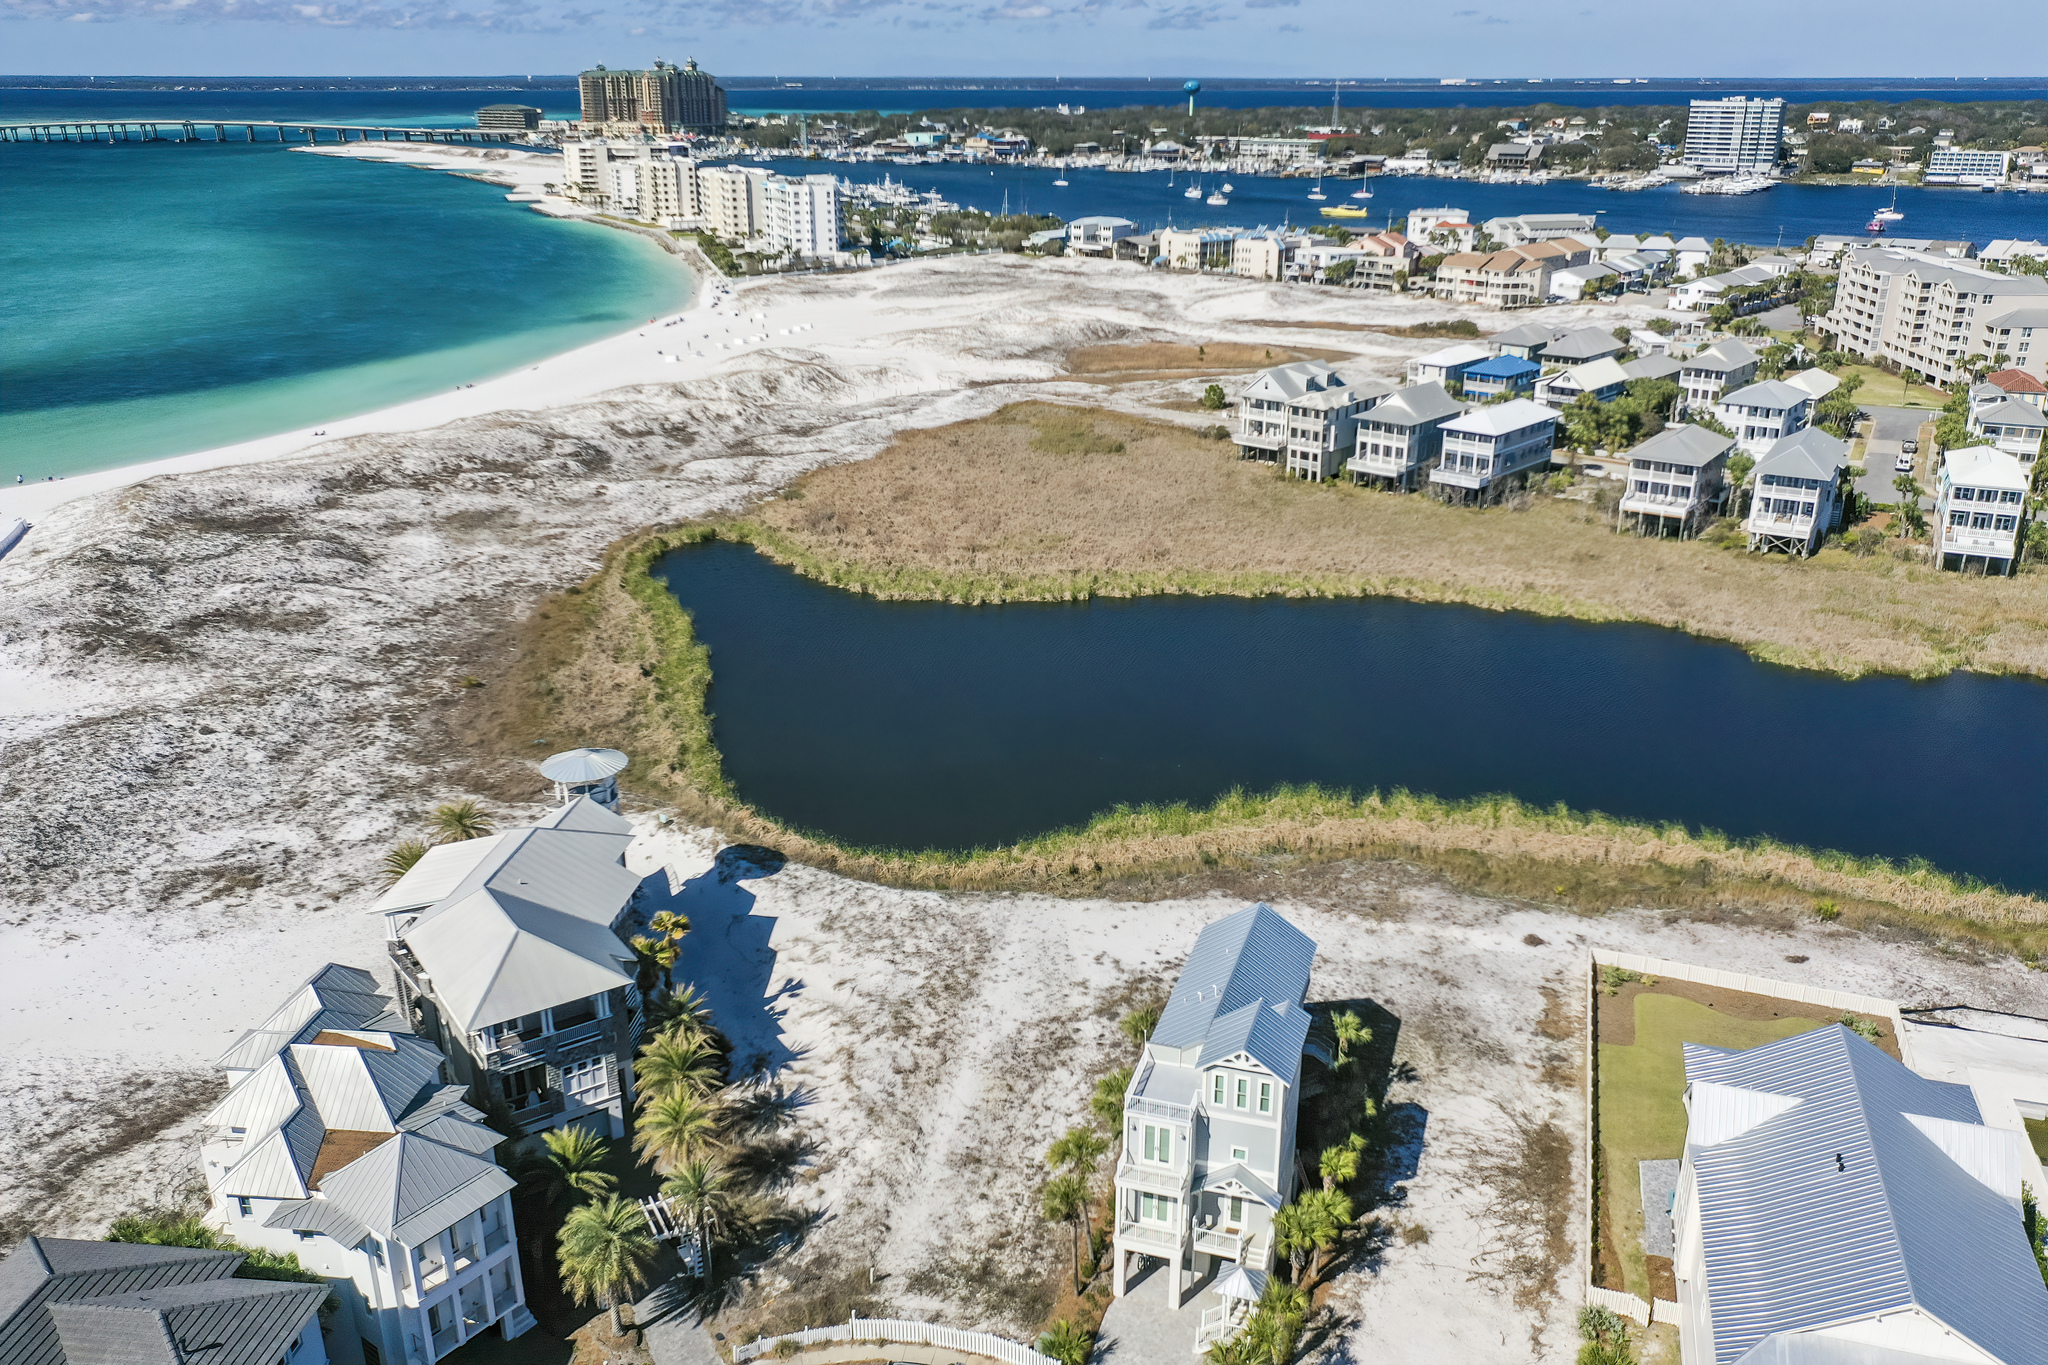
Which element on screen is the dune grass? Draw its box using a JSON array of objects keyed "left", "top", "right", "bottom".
[{"left": 744, "top": 403, "right": 2048, "bottom": 680}]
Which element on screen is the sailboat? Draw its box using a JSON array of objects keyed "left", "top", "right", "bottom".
[
  {"left": 1221, "top": 181, "right": 1235, "bottom": 193},
  {"left": 1350, "top": 180, "right": 1373, "bottom": 200},
  {"left": 1053, "top": 172, "right": 1069, "bottom": 186},
  {"left": 1185, "top": 179, "right": 1202, "bottom": 200},
  {"left": 1873, "top": 186, "right": 1904, "bottom": 223},
  {"left": 1207, "top": 186, "right": 1229, "bottom": 205},
  {"left": 1307, "top": 175, "right": 1326, "bottom": 201}
]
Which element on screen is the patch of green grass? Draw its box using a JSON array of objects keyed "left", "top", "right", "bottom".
[
  {"left": 1597, "top": 994, "right": 1824, "bottom": 1299},
  {"left": 1027, "top": 411, "right": 1126, "bottom": 456}
]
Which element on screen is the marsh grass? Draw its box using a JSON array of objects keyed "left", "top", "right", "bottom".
[
  {"left": 1063, "top": 341, "right": 1346, "bottom": 374},
  {"left": 744, "top": 403, "right": 2048, "bottom": 680}
]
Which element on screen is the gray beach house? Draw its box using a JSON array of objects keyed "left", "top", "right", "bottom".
[{"left": 1111, "top": 904, "right": 1318, "bottom": 1309}]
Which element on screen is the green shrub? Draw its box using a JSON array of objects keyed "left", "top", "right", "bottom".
[
  {"left": 1201, "top": 384, "right": 1227, "bottom": 410},
  {"left": 1840, "top": 1015, "right": 1881, "bottom": 1044},
  {"left": 1815, "top": 899, "right": 1841, "bottom": 921}
]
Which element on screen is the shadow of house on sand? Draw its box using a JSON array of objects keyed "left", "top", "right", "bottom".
[{"left": 672, "top": 845, "right": 806, "bottom": 1082}]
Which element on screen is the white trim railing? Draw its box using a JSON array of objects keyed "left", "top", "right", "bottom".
[{"left": 732, "top": 1318, "right": 1057, "bottom": 1364}]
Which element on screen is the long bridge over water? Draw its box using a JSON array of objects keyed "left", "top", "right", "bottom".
[{"left": 0, "top": 120, "right": 527, "bottom": 145}]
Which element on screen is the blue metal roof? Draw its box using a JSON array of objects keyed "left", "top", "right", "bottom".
[
  {"left": 1152, "top": 904, "right": 1316, "bottom": 1086},
  {"left": 1683, "top": 1025, "right": 2048, "bottom": 1365},
  {"left": 1463, "top": 354, "right": 1541, "bottom": 380}
]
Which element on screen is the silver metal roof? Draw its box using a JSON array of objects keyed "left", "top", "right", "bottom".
[
  {"left": 1684, "top": 339, "right": 1760, "bottom": 374},
  {"left": 1539, "top": 326, "right": 1625, "bottom": 362},
  {"left": 1754, "top": 428, "right": 1849, "bottom": 483},
  {"left": 1629, "top": 423, "right": 1733, "bottom": 468},
  {"left": 1151, "top": 904, "right": 1316, "bottom": 1087},
  {"left": 1684, "top": 1025, "right": 2048, "bottom": 1365},
  {"left": 1443, "top": 397, "right": 1558, "bottom": 438},
  {"left": 539, "top": 747, "right": 631, "bottom": 783},
  {"left": 1717, "top": 379, "right": 1813, "bottom": 410},
  {"left": 1974, "top": 397, "right": 2048, "bottom": 429},
  {"left": 1365, "top": 382, "right": 1466, "bottom": 427}
]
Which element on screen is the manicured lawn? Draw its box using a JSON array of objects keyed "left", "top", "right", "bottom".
[
  {"left": 1831, "top": 363, "right": 1953, "bottom": 409},
  {"left": 1597, "top": 994, "right": 1824, "bottom": 1300}
]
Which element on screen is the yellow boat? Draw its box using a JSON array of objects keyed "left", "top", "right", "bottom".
[{"left": 1319, "top": 205, "right": 1372, "bottom": 218}]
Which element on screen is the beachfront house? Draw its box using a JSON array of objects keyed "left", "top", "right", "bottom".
[
  {"left": 1934, "top": 445, "right": 2031, "bottom": 576},
  {"left": 1674, "top": 1026, "right": 2048, "bottom": 1365},
  {"left": 1619, "top": 424, "right": 1733, "bottom": 537},
  {"left": 1483, "top": 213, "right": 1599, "bottom": 246},
  {"left": 372, "top": 790, "right": 648, "bottom": 1139},
  {"left": 1066, "top": 216, "right": 1138, "bottom": 256},
  {"left": 1111, "top": 904, "right": 1317, "bottom": 1310},
  {"left": 202, "top": 963, "right": 534, "bottom": 1363},
  {"left": 1346, "top": 382, "right": 1466, "bottom": 491},
  {"left": 1536, "top": 357, "right": 1630, "bottom": 410},
  {"left": 1622, "top": 354, "right": 1684, "bottom": 386},
  {"left": 1744, "top": 427, "right": 1849, "bottom": 556},
  {"left": 1678, "top": 340, "right": 1761, "bottom": 411},
  {"left": 1488, "top": 322, "right": 1557, "bottom": 362},
  {"left": 1538, "top": 325, "right": 1626, "bottom": 370},
  {"left": 1548, "top": 261, "right": 1621, "bottom": 301},
  {"left": 1967, "top": 396, "right": 2047, "bottom": 463},
  {"left": 1430, "top": 399, "right": 1558, "bottom": 505},
  {"left": 1459, "top": 353, "right": 1541, "bottom": 399},
  {"left": 1234, "top": 360, "right": 1393, "bottom": 482},
  {"left": 1159, "top": 228, "right": 1240, "bottom": 272},
  {"left": 1407, "top": 207, "right": 1476, "bottom": 253},
  {"left": 1978, "top": 367, "right": 2047, "bottom": 408},
  {"left": 1672, "top": 236, "right": 1713, "bottom": 275},
  {"left": 1714, "top": 379, "right": 1816, "bottom": 455},
  {"left": 1407, "top": 341, "right": 1495, "bottom": 389},
  {"left": 0, "top": 1236, "right": 330, "bottom": 1365}
]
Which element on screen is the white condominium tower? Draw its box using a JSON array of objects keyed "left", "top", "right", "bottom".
[{"left": 1682, "top": 96, "right": 1785, "bottom": 176}]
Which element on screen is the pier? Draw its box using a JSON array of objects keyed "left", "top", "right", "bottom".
[{"left": 0, "top": 121, "right": 527, "bottom": 145}]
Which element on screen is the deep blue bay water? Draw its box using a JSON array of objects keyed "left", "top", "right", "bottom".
[{"left": 655, "top": 540, "right": 2048, "bottom": 894}]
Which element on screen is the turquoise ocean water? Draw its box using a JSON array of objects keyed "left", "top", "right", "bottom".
[{"left": 0, "top": 135, "right": 692, "bottom": 482}]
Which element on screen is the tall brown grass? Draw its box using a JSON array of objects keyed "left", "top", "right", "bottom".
[{"left": 749, "top": 403, "right": 2048, "bottom": 679}]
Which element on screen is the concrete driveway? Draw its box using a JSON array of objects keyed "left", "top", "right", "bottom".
[{"left": 1857, "top": 408, "right": 1936, "bottom": 508}]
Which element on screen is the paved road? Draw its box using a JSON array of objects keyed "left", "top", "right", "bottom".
[{"left": 1857, "top": 407, "right": 1936, "bottom": 508}]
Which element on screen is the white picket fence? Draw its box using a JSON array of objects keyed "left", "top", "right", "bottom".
[
  {"left": 1585, "top": 1283, "right": 1679, "bottom": 1327},
  {"left": 732, "top": 1317, "right": 1057, "bottom": 1364}
]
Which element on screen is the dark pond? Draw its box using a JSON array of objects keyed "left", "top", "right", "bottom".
[{"left": 654, "top": 540, "right": 2048, "bottom": 893}]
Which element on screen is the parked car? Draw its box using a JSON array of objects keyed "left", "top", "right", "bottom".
[
  {"left": 1902, "top": 438, "right": 1919, "bottom": 454},
  {"left": 1895, "top": 452, "right": 1915, "bottom": 473}
]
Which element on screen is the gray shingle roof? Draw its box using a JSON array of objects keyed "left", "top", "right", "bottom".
[
  {"left": 1489, "top": 322, "right": 1557, "bottom": 348},
  {"left": 1684, "top": 1025, "right": 2048, "bottom": 1365},
  {"left": 1367, "top": 382, "right": 1466, "bottom": 427},
  {"left": 1684, "top": 339, "right": 1760, "bottom": 374},
  {"left": 1754, "top": 427, "right": 1848, "bottom": 482},
  {"left": 1716, "top": 379, "right": 1812, "bottom": 410},
  {"left": 1540, "top": 326, "right": 1625, "bottom": 362},
  {"left": 47, "top": 1279, "right": 326, "bottom": 1365},
  {"left": 0, "top": 1239, "right": 245, "bottom": 1365},
  {"left": 1631, "top": 423, "right": 1733, "bottom": 468},
  {"left": 1151, "top": 904, "right": 1316, "bottom": 1087},
  {"left": 1621, "top": 355, "right": 1683, "bottom": 383},
  {"left": 1974, "top": 397, "right": 2048, "bottom": 429}
]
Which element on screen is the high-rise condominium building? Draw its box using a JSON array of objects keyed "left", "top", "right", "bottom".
[
  {"left": 578, "top": 57, "right": 727, "bottom": 134},
  {"left": 1682, "top": 96, "right": 1785, "bottom": 176}
]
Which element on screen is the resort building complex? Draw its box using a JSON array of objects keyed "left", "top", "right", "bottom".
[
  {"left": 201, "top": 963, "right": 532, "bottom": 1363},
  {"left": 1823, "top": 249, "right": 2048, "bottom": 387},
  {"left": 1112, "top": 905, "right": 1318, "bottom": 1309},
  {"left": 1681, "top": 96, "right": 1785, "bottom": 176},
  {"left": 577, "top": 57, "right": 726, "bottom": 134}
]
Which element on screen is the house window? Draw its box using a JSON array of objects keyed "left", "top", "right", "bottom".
[
  {"left": 1258, "top": 1083, "right": 1273, "bottom": 1115},
  {"left": 502, "top": 1064, "right": 548, "bottom": 1110},
  {"left": 1996, "top": 516, "right": 2018, "bottom": 531},
  {"left": 1235, "top": 1079, "right": 1249, "bottom": 1110},
  {"left": 550, "top": 996, "right": 599, "bottom": 1031},
  {"left": 1138, "top": 1193, "right": 1172, "bottom": 1224},
  {"left": 1211, "top": 1074, "right": 1226, "bottom": 1105},
  {"left": 564, "top": 1057, "right": 608, "bottom": 1106},
  {"left": 1143, "top": 1124, "right": 1173, "bottom": 1164},
  {"left": 236, "top": 1196, "right": 253, "bottom": 1218},
  {"left": 1231, "top": 1146, "right": 1248, "bottom": 1162},
  {"left": 1227, "top": 1197, "right": 1245, "bottom": 1226}
]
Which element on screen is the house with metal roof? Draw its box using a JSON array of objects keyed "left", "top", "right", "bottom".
[
  {"left": 1933, "top": 446, "right": 2031, "bottom": 577},
  {"left": 1536, "top": 356, "right": 1631, "bottom": 410},
  {"left": 1540, "top": 325, "right": 1627, "bottom": 369},
  {"left": 1346, "top": 381, "right": 1466, "bottom": 491},
  {"left": 1407, "top": 341, "right": 1497, "bottom": 388},
  {"left": 1620, "top": 424, "right": 1734, "bottom": 537},
  {"left": 375, "top": 796, "right": 647, "bottom": 1140},
  {"left": 0, "top": 1237, "right": 328, "bottom": 1365},
  {"left": 1431, "top": 398, "right": 1559, "bottom": 505},
  {"left": 1234, "top": 360, "right": 1394, "bottom": 482},
  {"left": 1678, "top": 340, "right": 1761, "bottom": 412},
  {"left": 1966, "top": 396, "right": 2046, "bottom": 464},
  {"left": 1460, "top": 353, "right": 1542, "bottom": 399},
  {"left": 1674, "top": 1025, "right": 2048, "bottom": 1365},
  {"left": 1714, "top": 379, "right": 1816, "bottom": 456},
  {"left": 200, "top": 964, "right": 533, "bottom": 1364},
  {"left": 1111, "top": 905, "right": 1317, "bottom": 1312},
  {"left": 1489, "top": 321, "right": 1558, "bottom": 362},
  {"left": 1744, "top": 427, "right": 1849, "bottom": 557}
]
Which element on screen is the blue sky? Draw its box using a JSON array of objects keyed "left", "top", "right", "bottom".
[{"left": 1, "top": 0, "right": 2035, "bottom": 79}]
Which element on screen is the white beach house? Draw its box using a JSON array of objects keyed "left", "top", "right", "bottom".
[
  {"left": 372, "top": 790, "right": 648, "bottom": 1139},
  {"left": 1345, "top": 382, "right": 1467, "bottom": 491},
  {"left": 1966, "top": 396, "right": 2047, "bottom": 464},
  {"left": 1406, "top": 341, "right": 1496, "bottom": 388},
  {"left": 1111, "top": 904, "right": 1317, "bottom": 1310},
  {"left": 1677, "top": 340, "right": 1761, "bottom": 411},
  {"left": 202, "top": 963, "right": 534, "bottom": 1364},
  {"left": 1674, "top": 1026, "right": 2048, "bottom": 1365},
  {"left": 1933, "top": 445, "right": 2031, "bottom": 576},
  {"left": 1619, "top": 424, "right": 1733, "bottom": 537},
  {"left": 1430, "top": 399, "right": 1559, "bottom": 505},
  {"left": 1535, "top": 357, "right": 1630, "bottom": 410},
  {"left": 1744, "top": 427, "right": 1849, "bottom": 557},
  {"left": 1713, "top": 378, "right": 1815, "bottom": 456},
  {"left": 1234, "top": 360, "right": 1394, "bottom": 482}
]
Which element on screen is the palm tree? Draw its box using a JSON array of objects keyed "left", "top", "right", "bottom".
[
  {"left": 1038, "top": 1318, "right": 1092, "bottom": 1365},
  {"left": 629, "top": 935, "right": 680, "bottom": 998},
  {"left": 1041, "top": 1173, "right": 1089, "bottom": 1292},
  {"left": 539, "top": 1127, "right": 617, "bottom": 1206},
  {"left": 1092, "top": 1067, "right": 1133, "bottom": 1129},
  {"left": 556, "top": 1195, "right": 655, "bottom": 1339},
  {"left": 1330, "top": 1011, "right": 1371, "bottom": 1070},
  {"left": 645, "top": 983, "right": 715, "bottom": 1039},
  {"left": 1319, "top": 1140, "right": 1359, "bottom": 1194},
  {"left": 429, "top": 799, "right": 494, "bottom": 844},
  {"left": 380, "top": 840, "right": 430, "bottom": 885},
  {"left": 1046, "top": 1127, "right": 1108, "bottom": 1252},
  {"left": 633, "top": 1092, "right": 723, "bottom": 1172},
  {"left": 661, "top": 1159, "right": 733, "bottom": 1275},
  {"left": 1119, "top": 1005, "right": 1162, "bottom": 1047},
  {"left": 1298, "top": 1188, "right": 1354, "bottom": 1288},
  {"left": 636, "top": 1031, "right": 723, "bottom": 1105}
]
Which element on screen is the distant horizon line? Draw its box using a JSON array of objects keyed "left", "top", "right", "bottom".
[{"left": 4, "top": 74, "right": 2040, "bottom": 85}]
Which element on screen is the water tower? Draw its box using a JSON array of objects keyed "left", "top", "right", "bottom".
[
  {"left": 1184, "top": 79, "right": 1201, "bottom": 117},
  {"left": 539, "top": 747, "right": 630, "bottom": 810}
]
